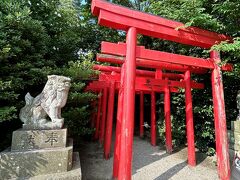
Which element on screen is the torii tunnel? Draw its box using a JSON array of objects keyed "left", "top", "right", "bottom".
[{"left": 87, "top": 0, "right": 233, "bottom": 179}]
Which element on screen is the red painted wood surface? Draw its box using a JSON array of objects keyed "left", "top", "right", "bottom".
[
  {"left": 211, "top": 51, "right": 230, "bottom": 180},
  {"left": 144, "top": 78, "right": 204, "bottom": 89},
  {"left": 99, "top": 73, "right": 204, "bottom": 89},
  {"left": 101, "top": 42, "right": 233, "bottom": 71},
  {"left": 140, "top": 91, "right": 144, "bottom": 138},
  {"left": 97, "top": 53, "right": 209, "bottom": 74},
  {"left": 104, "top": 81, "right": 115, "bottom": 159},
  {"left": 86, "top": 80, "right": 179, "bottom": 93},
  {"left": 94, "top": 91, "right": 102, "bottom": 140},
  {"left": 86, "top": 81, "right": 110, "bottom": 91},
  {"left": 93, "top": 64, "right": 184, "bottom": 79},
  {"left": 164, "top": 84, "right": 173, "bottom": 153},
  {"left": 99, "top": 87, "right": 108, "bottom": 144},
  {"left": 91, "top": 0, "right": 231, "bottom": 48},
  {"left": 155, "top": 69, "right": 163, "bottom": 79},
  {"left": 94, "top": 93, "right": 102, "bottom": 140},
  {"left": 113, "top": 64, "right": 126, "bottom": 178},
  {"left": 151, "top": 91, "right": 156, "bottom": 146},
  {"left": 94, "top": 64, "right": 155, "bottom": 77},
  {"left": 98, "top": 89, "right": 105, "bottom": 142},
  {"left": 184, "top": 70, "right": 196, "bottom": 166},
  {"left": 117, "top": 27, "right": 137, "bottom": 180}
]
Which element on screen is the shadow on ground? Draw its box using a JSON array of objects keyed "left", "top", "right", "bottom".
[
  {"left": 154, "top": 161, "right": 187, "bottom": 180},
  {"left": 79, "top": 135, "right": 217, "bottom": 180}
]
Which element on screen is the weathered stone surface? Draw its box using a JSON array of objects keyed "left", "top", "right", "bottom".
[
  {"left": 229, "top": 143, "right": 240, "bottom": 151},
  {"left": 231, "top": 121, "right": 240, "bottom": 133},
  {"left": 229, "top": 149, "right": 235, "bottom": 162},
  {"left": 229, "top": 149, "right": 240, "bottom": 180},
  {"left": 237, "top": 91, "right": 240, "bottom": 121},
  {"left": 228, "top": 130, "right": 240, "bottom": 146},
  {"left": 27, "top": 152, "right": 81, "bottom": 180},
  {"left": 11, "top": 128, "right": 67, "bottom": 151},
  {"left": 229, "top": 148, "right": 239, "bottom": 163},
  {"left": 0, "top": 139, "right": 73, "bottom": 179},
  {"left": 19, "top": 75, "right": 71, "bottom": 130}
]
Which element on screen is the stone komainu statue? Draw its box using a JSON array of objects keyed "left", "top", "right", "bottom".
[{"left": 20, "top": 75, "right": 71, "bottom": 129}]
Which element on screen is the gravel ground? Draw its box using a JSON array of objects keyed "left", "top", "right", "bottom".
[{"left": 79, "top": 136, "right": 218, "bottom": 180}]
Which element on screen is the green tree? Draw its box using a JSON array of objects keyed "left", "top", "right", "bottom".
[
  {"left": 60, "top": 54, "right": 98, "bottom": 137},
  {"left": 0, "top": 0, "right": 105, "bottom": 149},
  {"left": 0, "top": 0, "right": 50, "bottom": 123}
]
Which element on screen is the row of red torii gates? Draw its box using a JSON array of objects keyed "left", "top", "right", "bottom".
[{"left": 86, "top": 0, "right": 233, "bottom": 179}]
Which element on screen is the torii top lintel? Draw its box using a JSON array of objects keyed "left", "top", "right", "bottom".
[{"left": 91, "top": 0, "right": 231, "bottom": 48}]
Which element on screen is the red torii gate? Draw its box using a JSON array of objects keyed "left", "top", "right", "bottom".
[
  {"left": 91, "top": 0, "right": 232, "bottom": 179},
  {"left": 100, "top": 42, "right": 233, "bottom": 72},
  {"left": 96, "top": 43, "right": 231, "bottom": 178},
  {"left": 98, "top": 70, "right": 203, "bottom": 151},
  {"left": 87, "top": 66, "right": 205, "bottom": 159},
  {"left": 93, "top": 64, "right": 185, "bottom": 79},
  {"left": 95, "top": 45, "right": 230, "bottom": 178},
  {"left": 87, "top": 70, "right": 183, "bottom": 143},
  {"left": 95, "top": 69, "right": 181, "bottom": 151},
  {"left": 87, "top": 65, "right": 206, "bottom": 171}
]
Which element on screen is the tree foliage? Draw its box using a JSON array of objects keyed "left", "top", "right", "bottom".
[
  {"left": 0, "top": 0, "right": 98, "bottom": 149},
  {"left": 0, "top": 0, "right": 49, "bottom": 123},
  {"left": 60, "top": 55, "right": 98, "bottom": 137}
]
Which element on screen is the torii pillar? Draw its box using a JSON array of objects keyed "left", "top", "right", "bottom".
[
  {"left": 140, "top": 91, "right": 144, "bottom": 138},
  {"left": 113, "top": 64, "right": 125, "bottom": 178},
  {"left": 94, "top": 91, "right": 102, "bottom": 140},
  {"left": 99, "top": 87, "right": 108, "bottom": 144},
  {"left": 151, "top": 91, "right": 156, "bottom": 146},
  {"left": 164, "top": 81, "right": 173, "bottom": 153},
  {"left": 104, "top": 81, "right": 116, "bottom": 159},
  {"left": 117, "top": 27, "right": 137, "bottom": 180},
  {"left": 211, "top": 51, "right": 230, "bottom": 180},
  {"left": 184, "top": 70, "right": 196, "bottom": 166}
]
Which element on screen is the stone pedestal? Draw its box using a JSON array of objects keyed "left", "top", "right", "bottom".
[
  {"left": 228, "top": 130, "right": 240, "bottom": 151},
  {"left": 228, "top": 121, "right": 240, "bottom": 148},
  {"left": 228, "top": 121, "right": 240, "bottom": 179},
  {"left": 228, "top": 121, "right": 240, "bottom": 162},
  {"left": 11, "top": 128, "right": 67, "bottom": 151},
  {"left": 231, "top": 121, "right": 240, "bottom": 133},
  {"left": 0, "top": 128, "right": 81, "bottom": 180}
]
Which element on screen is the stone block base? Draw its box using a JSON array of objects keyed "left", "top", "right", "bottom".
[
  {"left": 229, "top": 143, "right": 240, "bottom": 151},
  {"left": 229, "top": 149, "right": 240, "bottom": 179},
  {"left": 11, "top": 128, "right": 67, "bottom": 151},
  {"left": 0, "top": 140, "right": 73, "bottom": 179},
  {"left": 228, "top": 130, "right": 240, "bottom": 149},
  {"left": 231, "top": 121, "right": 240, "bottom": 133},
  {"left": 229, "top": 149, "right": 236, "bottom": 163},
  {"left": 26, "top": 152, "right": 81, "bottom": 180}
]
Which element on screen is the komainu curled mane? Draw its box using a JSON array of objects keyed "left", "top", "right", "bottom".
[{"left": 20, "top": 75, "right": 71, "bottom": 129}]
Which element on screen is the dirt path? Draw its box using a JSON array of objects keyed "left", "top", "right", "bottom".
[{"left": 79, "top": 136, "right": 218, "bottom": 180}]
